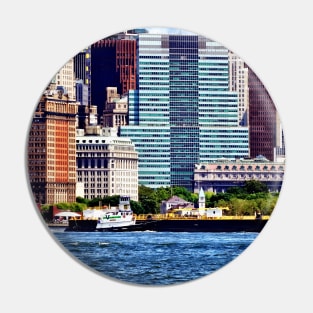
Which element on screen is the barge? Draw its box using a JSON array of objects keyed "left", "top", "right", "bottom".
[{"left": 66, "top": 214, "right": 269, "bottom": 232}]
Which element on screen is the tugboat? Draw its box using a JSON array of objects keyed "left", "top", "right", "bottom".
[{"left": 66, "top": 195, "right": 136, "bottom": 232}]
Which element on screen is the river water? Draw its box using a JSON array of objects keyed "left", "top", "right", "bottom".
[{"left": 51, "top": 230, "right": 258, "bottom": 286}]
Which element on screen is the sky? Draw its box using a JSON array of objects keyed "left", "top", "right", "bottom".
[{"left": 145, "top": 26, "right": 196, "bottom": 35}]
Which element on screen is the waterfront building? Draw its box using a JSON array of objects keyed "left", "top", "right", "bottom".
[
  {"left": 160, "top": 192, "right": 222, "bottom": 217},
  {"left": 103, "top": 87, "right": 128, "bottom": 127},
  {"left": 76, "top": 126, "right": 138, "bottom": 201},
  {"left": 120, "top": 33, "right": 250, "bottom": 191},
  {"left": 193, "top": 155, "right": 285, "bottom": 194},
  {"left": 28, "top": 88, "right": 78, "bottom": 205},
  {"left": 160, "top": 196, "right": 194, "bottom": 214}
]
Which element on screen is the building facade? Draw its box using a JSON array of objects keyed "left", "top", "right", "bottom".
[
  {"left": 120, "top": 33, "right": 249, "bottom": 191},
  {"left": 103, "top": 87, "right": 128, "bottom": 127},
  {"left": 28, "top": 90, "right": 78, "bottom": 205},
  {"left": 193, "top": 156, "right": 285, "bottom": 194},
  {"left": 73, "top": 48, "right": 92, "bottom": 105},
  {"left": 77, "top": 103, "right": 98, "bottom": 130},
  {"left": 76, "top": 126, "right": 138, "bottom": 201},
  {"left": 90, "top": 36, "right": 137, "bottom": 123},
  {"left": 160, "top": 196, "right": 194, "bottom": 214},
  {"left": 75, "top": 79, "right": 89, "bottom": 107},
  {"left": 229, "top": 52, "right": 249, "bottom": 126},
  {"left": 53, "top": 58, "right": 76, "bottom": 101},
  {"left": 248, "top": 67, "right": 279, "bottom": 161}
]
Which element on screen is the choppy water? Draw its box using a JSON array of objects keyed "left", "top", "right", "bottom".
[{"left": 52, "top": 230, "right": 258, "bottom": 286}]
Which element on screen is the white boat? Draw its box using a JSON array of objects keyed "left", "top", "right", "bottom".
[{"left": 81, "top": 195, "right": 136, "bottom": 231}]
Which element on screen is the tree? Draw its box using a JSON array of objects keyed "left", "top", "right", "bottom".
[
  {"left": 40, "top": 204, "right": 53, "bottom": 222},
  {"left": 130, "top": 200, "right": 144, "bottom": 215},
  {"left": 226, "top": 186, "right": 245, "bottom": 197},
  {"left": 172, "top": 186, "right": 193, "bottom": 202},
  {"left": 243, "top": 180, "right": 269, "bottom": 194},
  {"left": 76, "top": 196, "right": 89, "bottom": 204},
  {"left": 138, "top": 185, "right": 159, "bottom": 214},
  {"left": 154, "top": 186, "right": 171, "bottom": 204}
]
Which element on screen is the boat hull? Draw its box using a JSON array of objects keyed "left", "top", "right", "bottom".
[
  {"left": 136, "top": 218, "right": 267, "bottom": 232},
  {"left": 65, "top": 219, "right": 98, "bottom": 232},
  {"left": 65, "top": 218, "right": 268, "bottom": 232}
]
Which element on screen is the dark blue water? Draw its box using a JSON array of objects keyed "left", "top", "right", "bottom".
[{"left": 52, "top": 230, "right": 258, "bottom": 286}]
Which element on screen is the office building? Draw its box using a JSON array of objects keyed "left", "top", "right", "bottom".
[
  {"left": 53, "top": 58, "right": 76, "bottom": 101},
  {"left": 90, "top": 36, "right": 137, "bottom": 123},
  {"left": 73, "top": 48, "right": 92, "bottom": 105},
  {"left": 248, "top": 67, "right": 279, "bottom": 161},
  {"left": 76, "top": 79, "right": 89, "bottom": 106},
  {"left": 120, "top": 33, "right": 249, "bottom": 191},
  {"left": 103, "top": 87, "right": 128, "bottom": 127},
  {"left": 28, "top": 88, "right": 78, "bottom": 205},
  {"left": 76, "top": 126, "right": 138, "bottom": 201},
  {"left": 229, "top": 52, "right": 249, "bottom": 126},
  {"left": 77, "top": 103, "right": 98, "bottom": 130}
]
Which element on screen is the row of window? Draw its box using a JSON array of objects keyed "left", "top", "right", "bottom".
[
  {"left": 201, "top": 173, "right": 284, "bottom": 179},
  {"left": 198, "top": 165, "right": 284, "bottom": 171}
]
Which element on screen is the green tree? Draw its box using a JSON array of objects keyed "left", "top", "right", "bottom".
[
  {"left": 154, "top": 186, "right": 171, "bottom": 204},
  {"left": 138, "top": 185, "right": 159, "bottom": 213},
  {"left": 226, "top": 186, "right": 245, "bottom": 197},
  {"left": 102, "top": 195, "right": 120, "bottom": 207},
  {"left": 40, "top": 204, "right": 53, "bottom": 222},
  {"left": 204, "top": 191, "right": 215, "bottom": 207},
  {"left": 243, "top": 180, "right": 269, "bottom": 194},
  {"left": 76, "top": 196, "right": 89, "bottom": 205},
  {"left": 88, "top": 197, "right": 103, "bottom": 207},
  {"left": 130, "top": 200, "right": 144, "bottom": 215},
  {"left": 71, "top": 202, "right": 87, "bottom": 212},
  {"left": 172, "top": 186, "right": 193, "bottom": 202},
  {"left": 56, "top": 202, "right": 71, "bottom": 210}
]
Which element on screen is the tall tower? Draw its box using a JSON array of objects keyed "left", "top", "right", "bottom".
[
  {"left": 90, "top": 35, "right": 137, "bottom": 123},
  {"left": 28, "top": 89, "right": 78, "bottom": 205},
  {"left": 73, "top": 48, "right": 91, "bottom": 105},
  {"left": 120, "top": 33, "right": 249, "bottom": 191},
  {"left": 53, "top": 58, "right": 76, "bottom": 101},
  {"left": 229, "top": 52, "right": 249, "bottom": 126},
  {"left": 248, "top": 67, "right": 278, "bottom": 161}
]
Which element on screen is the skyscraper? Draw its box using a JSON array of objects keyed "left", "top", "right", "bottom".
[
  {"left": 120, "top": 33, "right": 249, "bottom": 191},
  {"left": 28, "top": 89, "right": 78, "bottom": 205},
  {"left": 90, "top": 35, "right": 137, "bottom": 123},
  {"left": 53, "top": 58, "right": 76, "bottom": 101},
  {"left": 73, "top": 48, "right": 91, "bottom": 105},
  {"left": 229, "top": 52, "right": 249, "bottom": 126},
  {"left": 248, "top": 67, "right": 278, "bottom": 161}
]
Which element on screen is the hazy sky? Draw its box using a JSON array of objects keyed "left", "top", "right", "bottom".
[{"left": 146, "top": 27, "right": 196, "bottom": 35}]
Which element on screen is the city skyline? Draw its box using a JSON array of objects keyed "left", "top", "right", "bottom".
[{"left": 27, "top": 27, "right": 285, "bottom": 205}]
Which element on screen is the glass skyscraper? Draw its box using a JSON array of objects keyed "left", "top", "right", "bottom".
[{"left": 120, "top": 33, "right": 249, "bottom": 191}]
